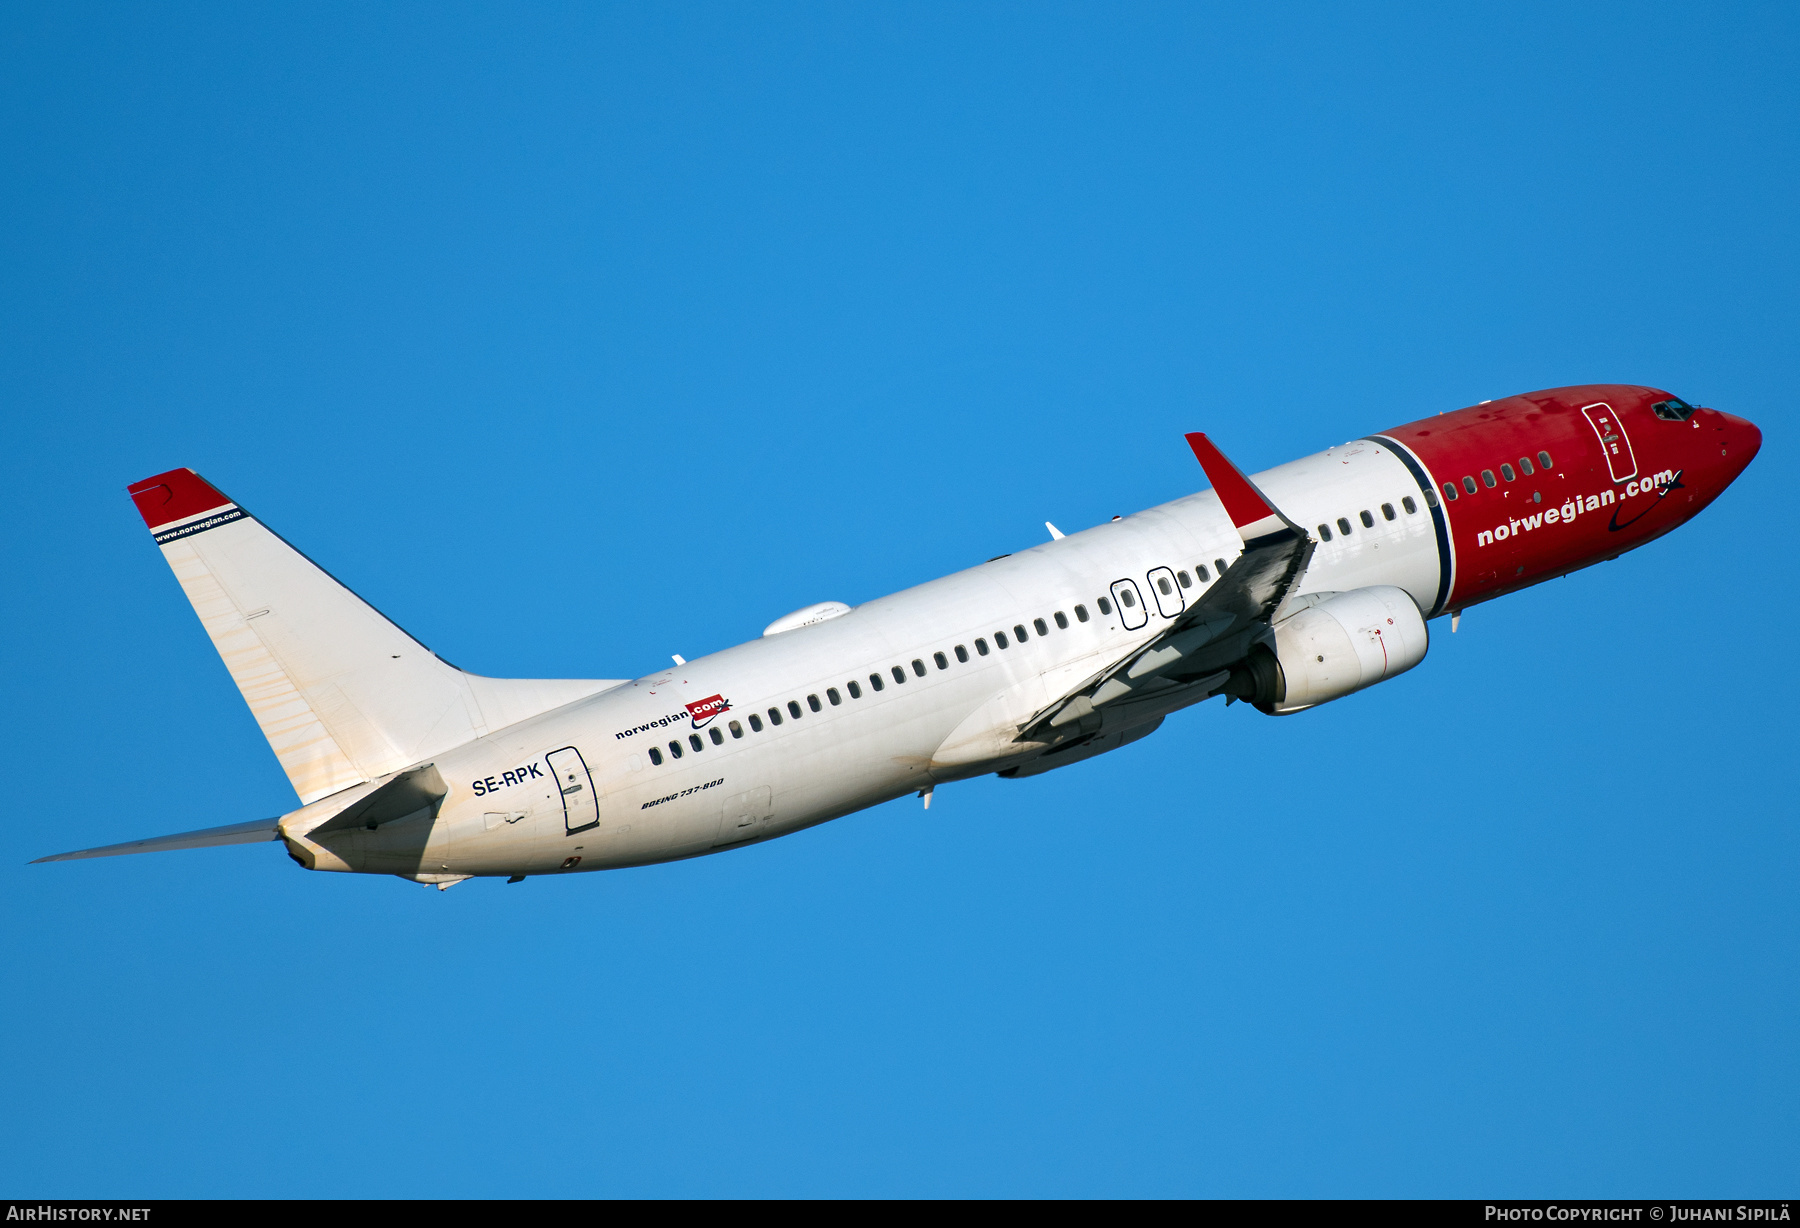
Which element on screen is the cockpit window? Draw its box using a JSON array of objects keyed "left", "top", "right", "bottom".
[{"left": 1653, "top": 397, "right": 1697, "bottom": 421}]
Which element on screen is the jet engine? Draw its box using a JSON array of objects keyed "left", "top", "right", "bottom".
[{"left": 1221, "top": 585, "right": 1429, "bottom": 715}]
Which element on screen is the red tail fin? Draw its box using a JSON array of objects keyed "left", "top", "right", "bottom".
[{"left": 128, "top": 469, "right": 233, "bottom": 532}]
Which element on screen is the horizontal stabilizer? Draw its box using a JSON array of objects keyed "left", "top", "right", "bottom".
[
  {"left": 301, "top": 764, "right": 447, "bottom": 839},
  {"left": 33, "top": 817, "right": 280, "bottom": 863}
]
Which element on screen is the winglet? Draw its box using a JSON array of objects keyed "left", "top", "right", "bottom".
[{"left": 1184, "top": 433, "right": 1290, "bottom": 542}]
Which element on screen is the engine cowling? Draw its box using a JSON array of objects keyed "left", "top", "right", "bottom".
[{"left": 1224, "top": 586, "right": 1429, "bottom": 715}]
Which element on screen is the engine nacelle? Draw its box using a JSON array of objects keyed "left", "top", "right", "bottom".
[{"left": 1224, "top": 586, "right": 1429, "bottom": 715}]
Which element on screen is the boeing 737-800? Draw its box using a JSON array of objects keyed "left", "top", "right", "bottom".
[{"left": 36, "top": 385, "right": 1760, "bottom": 887}]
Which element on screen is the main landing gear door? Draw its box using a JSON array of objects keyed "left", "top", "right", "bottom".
[
  {"left": 1580, "top": 402, "right": 1638, "bottom": 483},
  {"left": 546, "top": 746, "right": 599, "bottom": 835}
]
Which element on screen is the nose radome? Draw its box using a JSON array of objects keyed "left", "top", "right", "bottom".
[{"left": 1718, "top": 412, "right": 1763, "bottom": 463}]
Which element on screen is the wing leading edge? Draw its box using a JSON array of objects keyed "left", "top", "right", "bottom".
[{"left": 1018, "top": 433, "right": 1314, "bottom": 746}]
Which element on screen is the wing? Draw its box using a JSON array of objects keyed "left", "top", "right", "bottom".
[
  {"left": 1018, "top": 433, "right": 1314, "bottom": 744},
  {"left": 33, "top": 817, "right": 281, "bottom": 863}
]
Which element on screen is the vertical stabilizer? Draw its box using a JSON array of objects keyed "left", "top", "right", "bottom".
[{"left": 128, "top": 469, "right": 621, "bottom": 804}]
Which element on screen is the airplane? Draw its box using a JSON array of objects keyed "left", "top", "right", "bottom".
[{"left": 35, "top": 384, "right": 1760, "bottom": 887}]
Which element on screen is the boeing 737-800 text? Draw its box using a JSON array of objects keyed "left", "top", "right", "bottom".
[{"left": 36, "top": 385, "right": 1760, "bottom": 887}]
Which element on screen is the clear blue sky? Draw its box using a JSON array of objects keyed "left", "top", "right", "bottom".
[{"left": 2, "top": 2, "right": 1794, "bottom": 1198}]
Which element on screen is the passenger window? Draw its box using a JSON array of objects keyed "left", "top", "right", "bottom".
[
  {"left": 1054, "top": 611, "right": 1069, "bottom": 629},
  {"left": 1215, "top": 558, "right": 1228, "bottom": 575},
  {"left": 1318, "top": 523, "right": 1333, "bottom": 542},
  {"left": 1482, "top": 469, "right": 1497, "bottom": 488},
  {"left": 1382, "top": 503, "right": 1396, "bottom": 520},
  {"left": 1402, "top": 496, "right": 1417, "bottom": 514},
  {"left": 669, "top": 740, "right": 683, "bottom": 759},
  {"left": 996, "top": 631, "right": 1010, "bottom": 648},
  {"left": 934, "top": 651, "right": 948, "bottom": 670},
  {"left": 955, "top": 644, "right": 969, "bottom": 662},
  {"left": 807, "top": 694, "right": 822, "bottom": 712},
  {"left": 689, "top": 734, "right": 703, "bottom": 752},
  {"left": 1359, "top": 510, "right": 1374, "bottom": 528},
  {"left": 1153, "top": 577, "right": 1170, "bottom": 597},
  {"left": 976, "top": 638, "right": 990, "bottom": 655},
  {"left": 1462, "top": 476, "right": 1477, "bottom": 494},
  {"left": 648, "top": 746, "right": 663, "bottom": 765},
  {"left": 1424, "top": 487, "right": 1438, "bottom": 508},
  {"left": 1013, "top": 624, "right": 1028, "bottom": 642},
  {"left": 891, "top": 665, "right": 906, "bottom": 683},
  {"left": 1519, "top": 456, "right": 1534, "bottom": 476},
  {"left": 1118, "top": 590, "right": 1136, "bottom": 609},
  {"left": 848, "top": 680, "right": 862, "bottom": 698},
  {"left": 912, "top": 659, "right": 926, "bottom": 677},
  {"left": 1074, "top": 605, "right": 1089, "bottom": 623},
  {"left": 1176, "top": 571, "right": 1191, "bottom": 588},
  {"left": 749, "top": 713, "right": 764, "bottom": 732},
  {"left": 1538, "top": 450, "right": 1553, "bottom": 470},
  {"left": 869, "top": 672, "right": 884, "bottom": 691},
  {"left": 1097, "top": 597, "right": 1112, "bottom": 616},
  {"left": 709, "top": 727, "right": 724, "bottom": 745},
  {"left": 729, "top": 720, "right": 743, "bottom": 739},
  {"left": 768, "top": 707, "right": 783, "bottom": 725},
  {"left": 1337, "top": 517, "right": 1352, "bottom": 535},
  {"left": 827, "top": 688, "right": 841, "bottom": 705},
  {"left": 1195, "top": 565, "right": 1209, "bottom": 581},
  {"left": 1500, "top": 463, "right": 1515, "bottom": 482},
  {"left": 1033, "top": 618, "right": 1049, "bottom": 636},
  {"left": 1442, "top": 481, "right": 1458, "bottom": 501},
  {"left": 784, "top": 700, "right": 800, "bottom": 719}
]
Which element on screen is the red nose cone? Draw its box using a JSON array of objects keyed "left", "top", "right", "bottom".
[
  {"left": 1718, "top": 412, "right": 1762, "bottom": 470},
  {"left": 1736, "top": 415, "right": 1762, "bottom": 461}
]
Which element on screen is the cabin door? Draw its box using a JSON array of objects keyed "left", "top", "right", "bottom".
[
  {"left": 1110, "top": 578, "right": 1149, "bottom": 630},
  {"left": 546, "top": 746, "right": 599, "bottom": 835},
  {"left": 1146, "top": 566, "right": 1185, "bottom": 618},
  {"left": 1580, "top": 403, "right": 1638, "bottom": 483}
]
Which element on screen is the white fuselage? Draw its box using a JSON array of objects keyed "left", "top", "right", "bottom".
[
  {"left": 370, "top": 439, "right": 1440, "bottom": 878},
  {"left": 59, "top": 386, "right": 1750, "bottom": 877}
]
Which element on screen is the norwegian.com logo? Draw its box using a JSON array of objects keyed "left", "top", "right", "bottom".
[{"left": 685, "top": 695, "right": 731, "bottom": 729}]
